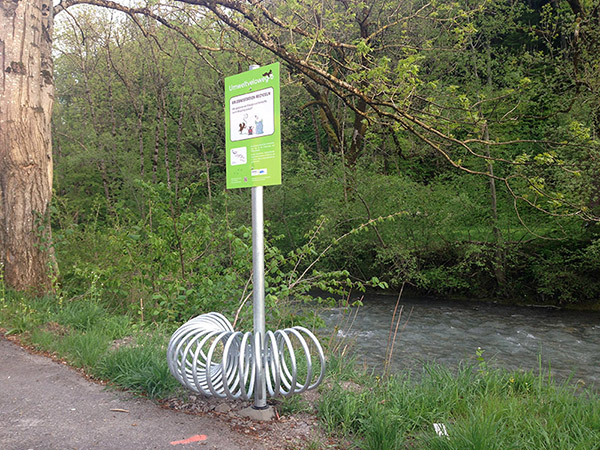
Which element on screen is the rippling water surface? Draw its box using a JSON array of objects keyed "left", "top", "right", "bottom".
[{"left": 321, "top": 294, "right": 600, "bottom": 386}]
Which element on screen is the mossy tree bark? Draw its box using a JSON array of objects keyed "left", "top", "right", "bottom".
[{"left": 0, "top": 0, "right": 55, "bottom": 291}]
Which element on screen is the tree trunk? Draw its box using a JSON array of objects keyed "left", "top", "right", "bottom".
[
  {"left": 152, "top": 108, "right": 160, "bottom": 184},
  {"left": 484, "top": 123, "right": 506, "bottom": 291},
  {"left": 138, "top": 109, "right": 145, "bottom": 178},
  {"left": 191, "top": 117, "right": 213, "bottom": 205},
  {"left": 80, "top": 51, "right": 114, "bottom": 215},
  {"left": 346, "top": 97, "right": 368, "bottom": 167},
  {"left": 310, "top": 106, "right": 323, "bottom": 161},
  {"left": 346, "top": 20, "right": 370, "bottom": 168},
  {"left": 482, "top": 42, "right": 506, "bottom": 292},
  {"left": 160, "top": 90, "right": 171, "bottom": 191},
  {"left": 0, "top": 0, "right": 55, "bottom": 291}
]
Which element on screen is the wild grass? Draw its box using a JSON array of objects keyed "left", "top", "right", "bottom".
[
  {"left": 317, "top": 354, "right": 600, "bottom": 449},
  {"left": 98, "top": 333, "right": 179, "bottom": 398},
  {"left": 0, "top": 292, "right": 177, "bottom": 399},
  {"left": 276, "top": 393, "right": 313, "bottom": 416},
  {"left": 55, "top": 300, "right": 107, "bottom": 332}
]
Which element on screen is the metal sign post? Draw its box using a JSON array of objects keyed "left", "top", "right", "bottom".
[
  {"left": 249, "top": 62, "right": 267, "bottom": 408},
  {"left": 251, "top": 185, "right": 267, "bottom": 409}
]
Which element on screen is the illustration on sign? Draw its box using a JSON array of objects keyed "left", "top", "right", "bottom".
[
  {"left": 229, "top": 88, "right": 274, "bottom": 142},
  {"left": 225, "top": 63, "right": 281, "bottom": 189}
]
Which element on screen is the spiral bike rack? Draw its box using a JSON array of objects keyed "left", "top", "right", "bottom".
[{"left": 167, "top": 312, "right": 326, "bottom": 400}]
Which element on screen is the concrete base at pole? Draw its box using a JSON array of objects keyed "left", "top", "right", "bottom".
[{"left": 238, "top": 405, "right": 276, "bottom": 422}]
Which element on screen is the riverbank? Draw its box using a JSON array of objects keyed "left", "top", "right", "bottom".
[
  {"left": 359, "top": 285, "right": 600, "bottom": 312},
  {"left": 2, "top": 292, "right": 599, "bottom": 449}
]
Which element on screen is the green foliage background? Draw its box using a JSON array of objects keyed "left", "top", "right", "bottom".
[{"left": 49, "top": 0, "right": 600, "bottom": 319}]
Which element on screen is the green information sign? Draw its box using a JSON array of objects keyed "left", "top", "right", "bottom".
[{"left": 225, "top": 63, "right": 281, "bottom": 189}]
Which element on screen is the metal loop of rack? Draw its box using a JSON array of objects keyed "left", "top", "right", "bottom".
[{"left": 167, "top": 312, "right": 326, "bottom": 400}]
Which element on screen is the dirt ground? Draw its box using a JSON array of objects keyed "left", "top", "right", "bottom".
[{"left": 0, "top": 335, "right": 333, "bottom": 450}]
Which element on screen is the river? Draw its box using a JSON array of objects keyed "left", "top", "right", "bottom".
[{"left": 321, "top": 294, "right": 600, "bottom": 387}]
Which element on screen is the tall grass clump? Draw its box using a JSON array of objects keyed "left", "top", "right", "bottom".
[
  {"left": 98, "top": 333, "right": 179, "bottom": 398},
  {"left": 57, "top": 329, "right": 113, "bottom": 370},
  {"left": 55, "top": 299, "right": 107, "bottom": 332}
]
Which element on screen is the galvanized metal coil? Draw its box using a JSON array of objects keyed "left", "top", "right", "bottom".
[{"left": 166, "top": 312, "right": 326, "bottom": 400}]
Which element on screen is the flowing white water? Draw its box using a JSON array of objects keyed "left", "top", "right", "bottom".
[{"left": 322, "top": 294, "right": 600, "bottom": 386}]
